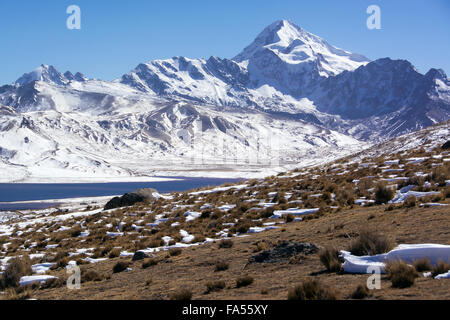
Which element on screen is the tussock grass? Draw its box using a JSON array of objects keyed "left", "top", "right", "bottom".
[
  {"left": 287, "top": 279, "right": 340, "bottom": 300},
  {"left": 214, "top": 261, "right": 229, "bottom": 272},
  {"left": 82, "top": 270, "right": 105, "bottom": 283},
  {"left": 3, "top": 287, "right": 33, "bottom": 300},
  {"left": 375, "top": 182, "right": 395, "bottom": 204},
  {"left": 142, "top": 258, "right": 159, "bottom": 269},
  {"left": 0, "top": 255, "right": 33, "bottom": 289},
  {"left": 351, "top": 284, "right": 371, "bottom": 299},
  {"left": 169, "top": 248, "right": 182, "bottom": 257},
  {"left": 319, "top": 246, "right": 342, "bottom": 272},
  {"left": 413, "top": 258, "right": 432, "bottom": 272},
  {"left": 385, "top": 260, "right": 419, "bottom": 288},
  {"left": 403, "top": 196, "right": 417, "bottom": 208},
  {"left": 112, "top": 261, "right": 129, "bottom": 273},
  {"left": 348, "top": 229, "right": 395, "bottom": 256},
  {"left": 205, "top": 280, "right": 226, "bottom": 293},
  {"left": 431, "top": 260, "right": 450, "bottom": 278},
  {"left": 218, "top": 239, "right": 233, "bottom": 249},
  {"left": 170, "top": 289, "right": 193, "bottom": 300},
  {"left": 236, "top": 276, "right": 254, "bottom": 288}
]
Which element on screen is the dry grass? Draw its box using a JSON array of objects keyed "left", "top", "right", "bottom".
[
  {"left": 375, "top": 182, "right": 395, "bottom": 204},
  {"left": 205, "top": 281, "right": 226, "bottom": 294},
  {"left": 3, "top": 287, "right": 33, "bottom": 300},
  {"left": 112, "top": 261, "right": 129, "bottom": 273},
  {"left": 287, "top": 279, "right": 340, "bottom": 300},
  {"left": 0, "top": 256, "right": 33, "bottom": 289},
  {"left": 431, "top": 260, "right": 450, "bottom": 278},
  {"left": 403, "top": 196, "right": 417, "bottom": 208},
  {"left": 24, "top": 204, "right": 450, "bottom": 300},
  {"left": 81, "top": 270, "right": 105, "bottom": 283},
  {"left": 142, "top": 258, "right": 159, "bottom": 269},
  {"left": 169, "top": 248, "right": 182, "bottom": 257},
  {"left": 236, "top": 276, "right": 254, "bottom": 288},
  {"left": 413, "top": 258, "right": 433, "bottom": 272},
  {"left": 5, "top": 141, "right": 449, "bottom": 300},
  {"left": 218, "top": 239, "right": 233, "bottom": 249},
  {"left": 348, "top": 229, "right": 395, "bottom": 256},
  {"left": 350, "top": 284, "right": 371, "bottom": 299},
  {"left": 385, "top": 260, "right": 419, "bottom": 288},
  {"left": 319, "top": 246, "right": 341, "bottom": 272},
  {"left": 170, "top": 289, "right": 193, "bottom": 300},
  {"left": 214, "top": 261, "right": 229, "bottom": 272}
]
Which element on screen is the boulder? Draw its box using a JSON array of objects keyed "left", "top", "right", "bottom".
[
  {"left": 132, "top": 251, "right": 150, "bottom": 261},
  {"left": 247, "top": 241, "right": 319, "bottom": 264},
  {"left": 104, "top": 188, "right": 158, "bottom": 210},
  {"left": 442, "top": 140, "right": 450, "bottom": 149}
]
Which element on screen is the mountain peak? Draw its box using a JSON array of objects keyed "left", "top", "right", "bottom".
[
  {"left": 64, "top": 71, "right": 88, "bottom": 82},
  {"left": 259, "top": 19, "right": 306, "bottom": 45},
  {"left": 15, "top": 64, "right": 66, "bottom": 86},
  {"left": 425, "top": 68, "right": 448, "bottom": 81},
  {"left": 233, "top": 20, "right": 370, "bottom": 77},
  {"left": 15, "top": 65, "right": 87, "bottom": 86}
]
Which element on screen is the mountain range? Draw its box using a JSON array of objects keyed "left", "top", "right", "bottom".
[{"left": 0, "top": 20, "right": 449, "bottom": 182}]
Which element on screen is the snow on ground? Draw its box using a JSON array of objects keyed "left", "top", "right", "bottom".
[
  {"left": 184, "top": 211, "right": 201, "bottom": 222},
  {"left": 85, "top": 257, "right": 108, "bottom": 264},
  {"left": 180, "top": 230, "right": 195, "bottom": 243},
  {"left": 32, "top": 263, "right": 55, "bottom": 275},
  {"left": 0, "top": 207, "right": 103, "bottom": 236},
  {"left": 435, "top": 271, "right": 450, "bottom": 279},
  {"left": 341, "top": 244, "right": 450, "bottom": 275},
  {"left": 19, "top": 275, "right": 58, "bottom": 287},
  {"left": 248, "top": 226, "right": 280, "bottom": 233},
  {"left": 190, "top": 184, "right": 248, "bottom": 195},
  {"left": 390, "top": 190, "right": 441, "bottom": 204},
  {"left": 419, "top": 203, "right": 448, "bottom": 207},
  {"left": 270, "top": 208, "right": 319, "bottom": 218},
  {"left": 355, "top": 199, "right": 375, "bottom": 206}
]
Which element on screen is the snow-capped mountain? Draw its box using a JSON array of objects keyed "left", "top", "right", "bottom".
[
  {"left": 119, "top": 20, "right": 370, "bottom": 110},
  {"left": 0, "top": 20, "right": 449, "bottom": 182},
  {"left": 14, "top": 64, "right": 88, "bottom": 87},
  {"left": 233, "top": 20, "right": 370, "bottom": 95}
]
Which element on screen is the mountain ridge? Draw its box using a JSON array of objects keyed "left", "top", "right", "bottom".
[{"left": 0, "top": 20, "right": 449, "bottom": 182}]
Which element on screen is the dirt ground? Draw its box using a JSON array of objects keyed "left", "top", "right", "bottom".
[{"left": 33, "top": 202, "right": 450, "bottom": 300}]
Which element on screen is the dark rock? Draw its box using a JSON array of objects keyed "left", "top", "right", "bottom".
[
  {"left": 104, "top": 188, "right": 158, "bottom": 210},
  {"left": 104, "top": 193, "right": 145, "bottom": 210},
  {"left": 248, "top": 241, "right": 318, "bottom": 264},
  {"left": 132, "top": 251, "right": 149, "bottom": 261},
  {"left": 442, "top": 140, "right": 450, "bottom": 149}
]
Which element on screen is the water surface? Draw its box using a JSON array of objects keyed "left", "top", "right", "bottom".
[{"left": 0, "top": 176, "right": 243, "bottom": 210}]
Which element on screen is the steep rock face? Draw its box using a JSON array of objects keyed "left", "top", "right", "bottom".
[
  {"left": 308, "top": 58, "right": 450, "bottom": 139},
  {"left": 313, "top": 58, "right": 450, "bottom": 120}
]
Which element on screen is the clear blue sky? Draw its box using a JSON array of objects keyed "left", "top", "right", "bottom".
[{"left": 1, "top": 0, "right": 449, "bottom": 84}]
